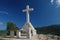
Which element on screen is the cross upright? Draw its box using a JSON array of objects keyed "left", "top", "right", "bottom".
[{"left": 22, "top": 5, "right": 34, "bottom": 23}]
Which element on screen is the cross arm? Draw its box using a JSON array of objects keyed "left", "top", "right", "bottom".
[
  {"left": 29, "top": 8, "right": 34, "bottom": 11},
  {"left": 22, "top": 9, "right": 27, "bottom": 12},
  {"left": 22, "top": 8, "right": 34, "bottom": 12}
]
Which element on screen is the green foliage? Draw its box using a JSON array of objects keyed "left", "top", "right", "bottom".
[
  {"left": 6, "top": 21, "right": 19, "bottom": 35},
  {"left": 35, "top": 25, "right": 60, "bottom": 36},
  {"left": 7, "top": 22, "right": 17, "bottom": 31}
]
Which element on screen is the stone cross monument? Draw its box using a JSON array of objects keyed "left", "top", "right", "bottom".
[
  {"left": 22, "top": 5, "right": 34, "bottom": 23},
  {"left": 22, "top": 5, "right": 36, "bottom": 39}
]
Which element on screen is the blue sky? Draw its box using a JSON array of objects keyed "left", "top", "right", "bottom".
[{"left": 0, "top": 0, "right": 60, "bottom": 30}]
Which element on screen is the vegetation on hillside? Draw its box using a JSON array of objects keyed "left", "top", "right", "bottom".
[{"left": 35, "top": 25, "right": 60, "bottom": 36}]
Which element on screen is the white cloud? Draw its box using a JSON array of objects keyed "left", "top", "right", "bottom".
[
  {"left": 56, "top": 0, "right": 60, "bottom": 8},
  {"left": 51, "top": 0, "right": 54, "bottom": 5},
  {"left": 56, "top": 0, "right": 60, "bottom": 6},
  {"left": 0, "top": 11, "right": 8, "bottom": 14},
  {"left": 0, "top": 22, "right": 3, "bottom": 25},
  {"left": 50, "top": 0, "right": 60, "bottom": 7}
]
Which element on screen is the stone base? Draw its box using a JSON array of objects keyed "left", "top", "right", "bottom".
[{"left": 0, "top": 35, "right": 39, "bottom": 40}]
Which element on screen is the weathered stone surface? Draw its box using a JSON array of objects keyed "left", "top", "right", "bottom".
[
  {"left": 0, "top": 35, "right": 39, "bottom": 40},
  {"left": 0, "top": 34, "right": 60, "bottom": 40},
  {"left": 38, "top": 34, "right": 60, "bottom": 40}
]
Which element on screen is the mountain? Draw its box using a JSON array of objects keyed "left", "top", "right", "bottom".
[{"left": 35, "top": 25, "right": 60, "bottom": 36}]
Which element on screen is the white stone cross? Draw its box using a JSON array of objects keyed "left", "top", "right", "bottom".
[{"left": 22, "top": 5, "right": 34, "bottom": 23}]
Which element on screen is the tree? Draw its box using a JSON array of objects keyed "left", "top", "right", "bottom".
[{"left": 6, "top": 22, "right": 19, "bottom": 35}]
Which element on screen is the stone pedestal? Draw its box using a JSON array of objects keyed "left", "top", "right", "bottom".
[
  {"left": 27, "top": 27, "right": 31, "bottom": 39},
  {"left": 18, "top": 5, "right": 37, "bottom": 39},
  {"left": 10, "top": 31, "right": 14, "bottom": 38},
  {"left": 32, "top": 30, "right": 36, "bottom": 36},
  {"left": 16, "top": 30, "right": 21, "bottom": 38}
]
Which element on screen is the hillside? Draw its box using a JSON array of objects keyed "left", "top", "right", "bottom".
[
  {"left": 35, "top": 25, "right": 60, "bottom": 36},
  {"left": 0, "top": 30, "right": 6, "bottom": 36},
  {"left": 0, "top": 25, "right": 60, "bottom": 36}
]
